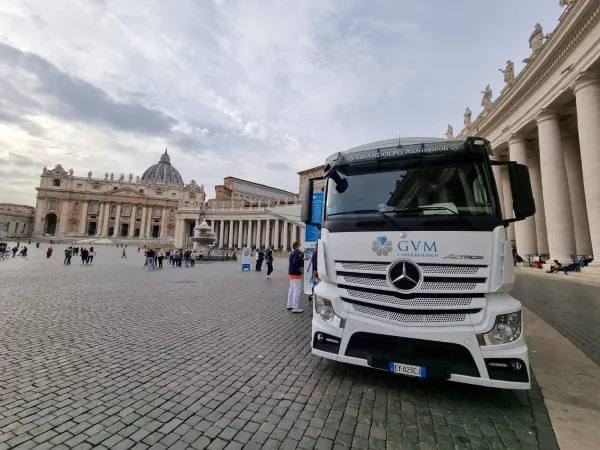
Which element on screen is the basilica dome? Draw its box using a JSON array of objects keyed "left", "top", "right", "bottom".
[{"left": 141, "top": 149, "right": 184, "bottom": 184}]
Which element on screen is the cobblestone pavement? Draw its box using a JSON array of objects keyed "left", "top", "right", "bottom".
[
  {"left": 0, "top": 245, "right": 557, "bottom": 450},
  {"left": 514, "top": 274, "right": 600, "bottom": 367}
]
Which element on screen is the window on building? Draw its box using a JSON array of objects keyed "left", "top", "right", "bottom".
[
  {"left": 53, "top": 179, "right": 60, "bottom": 187},
  {"left": 139, "top": 189, "right": 144, "bottom": 194},
  {"left": 49, "top": 200, "right": 57, "bottom": 210},
  {"left": 77, "top": 184, "right": 83, "bottom": 189},
  {"left": 113, "top": 187, "right": 118, "bottom": 190}
]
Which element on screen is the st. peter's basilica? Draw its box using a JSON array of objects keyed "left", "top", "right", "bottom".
[{"left": 32, "top": 149, "right": 304, "bottom": 250}]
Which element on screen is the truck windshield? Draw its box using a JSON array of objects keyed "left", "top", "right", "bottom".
[{"left": 325, "top": 156, "right": 499, "bottom": 221}]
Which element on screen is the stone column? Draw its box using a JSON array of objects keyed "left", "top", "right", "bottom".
[
  {"left": 219, "top": 220, "right": 225, "bottom": 248},
  {"left": 174, "top": 218, "right": 181, "bottom": 247},
  {"left": 145, "top": 207, "right": 153, "bottom": 238},
  {"left": 238, "top": 220, "right": 243, "bottom": 248},
  {"left": 492, "top": 164, "right": 505, "bottom": 217},
  {"left": 103, "top": 203, "right": 111, "bottom": 236},
  {"left": 58, "top": 200, "right": 69, "bottom": 236},
  {"left": 501, "top": 172, "right": 514, "bottom": 246},
  {"left": 129, "top": 206, "right": 137, "bottom": 238},
  {"left": 527, "top": 154, "right": 549, "bottom": 255},
  {"left": 265, "top": 220, "right": 271, "bottom": 249},
  {"left": 536, "top": 110, "right": 576, "bottom": 262},
  {"left": 283, "top": 222, "right": 289, "bottom": 250},
  {"left": 96, "top": 203, "right": 104, "bottom": 236},
  {"left": 274, "top": 219, "right": 280, "bottom": 250},
  {"left": 140, "top": 206, "right": 148, "bottom": 238},
  {"left": 507, "top": 136, "right": 537, "bottom": 255},
  {"left": 228, "top": 220, "right": 234, "bottom": 248},
  {"left": 247, "top": 220, "right": 253, "bottom": 247},
  {"left": 563, "top": 136, "right": 593, "bottom": 256},
  {"left": 79, "top": 202, "right": 88, "bottom": 235},
  {"left": 256, "top": 219, "right": 262, "bottom": 248},
  {"left": 573, "top": 72, "right": 600, "bottom": 261},
  {"left": 114, "top": 203, "right": 122, "bottom": 237},
  {"left": 33, "top": 199, "right": 44, "bottom": 235},
  {"left": 160, "top": 208, "right": 168, "bottom": 237}
]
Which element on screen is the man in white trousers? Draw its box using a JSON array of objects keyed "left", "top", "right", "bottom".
[{"left": 287, "top": 241, "right": 304, "bottom": 313}]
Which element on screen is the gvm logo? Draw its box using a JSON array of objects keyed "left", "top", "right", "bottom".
[{"left": 398, "top": 241, "right": 437, "bottom": 253}]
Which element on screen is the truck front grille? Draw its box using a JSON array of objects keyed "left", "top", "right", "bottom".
[
  {"left": 350, "top": 303, "right": 468, "bottom": 325},
  {"left": 335, "top": 260, "right": 488, "bottom": 322}
]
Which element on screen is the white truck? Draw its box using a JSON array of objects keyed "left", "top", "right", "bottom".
[{"left": 301, "top": 137, "right": 536, "bottom": 389}]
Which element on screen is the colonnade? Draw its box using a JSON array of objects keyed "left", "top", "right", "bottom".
[
  {"left": 493, "top": 71, "right": 600, "bottom": 263},
  {"left": 175, "top": 217, "right": 303, "bottom": 250}
]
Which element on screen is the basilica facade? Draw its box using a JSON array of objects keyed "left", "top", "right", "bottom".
[{"left": 33, "top": 149, "right": 302, "bottom": 250}]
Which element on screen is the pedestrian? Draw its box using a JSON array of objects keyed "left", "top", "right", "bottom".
[
  {"left": 122, "top": 248, "right": 127, "bottom": 258},
  {"left": 88, "top": 247, "right": 96, "bottom": 264},
  {"left": 256, "top": 248, "right": 264, "bottom": 271},
  {"left": 265, "top": 248, "right": 274, "bottom": 279},
  {"left": 287, "top": 242, "right": 304, "bottom": 313},
  {"left": 64, "top": 246, "right": 73, "bottom": 265},
  {"left": 158, "top": 250, "right": 164, "bottom": 268},
  {"left": 81, "top": 247, "right": 89, "bottom": 264}
]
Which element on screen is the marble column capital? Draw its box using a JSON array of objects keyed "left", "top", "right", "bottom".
[
  {"left": 535, "top": 108, "right": 559, "bottom": 125},
  {"left": 572, "top": 70, "right": 600, "bottom": 94},
  {"left": 507, "top": 134, "right": 527, "bottom": 146}
]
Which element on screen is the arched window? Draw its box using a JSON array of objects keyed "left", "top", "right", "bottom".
[
  {"left": 49, "top": 200, "right": 57, "bottom": 211},
  {"left": 110, "top": 204, "right": 117, "bottom": 215},
  {"left": 137, "top": 207, "right": 143, "bottom": 217},
  {"left": 91, "top": 203, "right": 99, "bottom": 213},
  {"left": 154, "top": 206, "right": 162, "bottom": 217}
]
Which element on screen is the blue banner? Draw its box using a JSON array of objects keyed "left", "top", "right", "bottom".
[
  {"left": 304, "top": 192, "right": 323, "bottom": 244},
  {"left": 311, "top": 192, "right": 324, "bottom": 224}
]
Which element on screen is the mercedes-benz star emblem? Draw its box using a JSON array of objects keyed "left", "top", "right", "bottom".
[
  {"left": 399, "top": 232, "right": 407, "bottom": 239},
  {"left": 387, "top": 260, "right": 422, "bottom": 293}
]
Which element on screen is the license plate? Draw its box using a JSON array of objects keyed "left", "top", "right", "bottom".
[{"left": 389, "top": 362, "right": 426, "bottom": 378}]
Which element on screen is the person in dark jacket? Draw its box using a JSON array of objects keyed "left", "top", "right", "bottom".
[
  {"left": 287, "top": 242, "right": 304, "bottom": 313},
  {"left": 265, "top": 248, "right": 274, "bottom": 279}
]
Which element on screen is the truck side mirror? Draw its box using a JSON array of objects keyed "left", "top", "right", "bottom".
[
  {"left": 301, "top": 180, "right": 314, "bottom": 223},
  {"left": 509, "top": 163, "right": 536, "bottom": 219}
]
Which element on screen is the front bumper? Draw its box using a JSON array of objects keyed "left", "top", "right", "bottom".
[{"left": 311, "top": 292, "right": 531, "bottom": 390}]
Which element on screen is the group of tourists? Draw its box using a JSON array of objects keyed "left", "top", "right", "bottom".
[
  {"left": 0, "top": 242, "right": 28, "bottom": 259},
  {"left": 63, "top": 246, "right": 96, "bottom": 265}
]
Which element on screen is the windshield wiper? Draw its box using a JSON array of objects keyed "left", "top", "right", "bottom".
[
  {"left": 393, "top": 207, "right": 480, "bottom": 230},
  {"left": 393, "top": 206, "right": 458, "bottom": 215},
  {"left": 327, "top": 209, "right": 406, "bottom": 231}
]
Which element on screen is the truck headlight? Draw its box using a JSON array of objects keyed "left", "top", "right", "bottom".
[
  {"left": 315, "top": 296, "right": 342, "bottom": 327},
  {"left": 480, "top": 311, "right": 522, "bottom": 345}
]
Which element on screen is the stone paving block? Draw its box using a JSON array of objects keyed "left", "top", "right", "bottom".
[{"left": 0, "top": 256, "right": 562, "bottom": 450}]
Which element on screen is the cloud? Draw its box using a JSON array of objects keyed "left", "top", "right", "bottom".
[
  {"left": 0, "top": 42, "right": 177, "bottom": 135},
  {"left": 0, "top": 0, "right": 564, "bottom": 206}
]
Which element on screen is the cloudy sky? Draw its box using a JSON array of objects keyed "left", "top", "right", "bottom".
[{"left": 0, "top": 0, "right": 563, "bottom": 205}]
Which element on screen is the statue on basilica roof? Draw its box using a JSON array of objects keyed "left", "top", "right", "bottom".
[
  {"left": 118, "top": 173, "right": 124, "bottom": 182},
  {"left": 529, "top": 23, "right": 544, "bottom": 54},
  {"left": 499, "top": 60, "right": 515, "bottom": 85},
  {"left": 88, "top": 171, "right": 92, "bottom": 179},
  {"left": 481, "top": 84, "right": 493, "bottom": 112},
  {"left": 128, "top": 173, "right": 133, "bottom": 182},
  {"left": 136, "top": 175, "right": 140, "bottom": 183},
  {"left": 68, "top": 168, "right": 74, "bottom": 177},
  {"left": 110, "top": 173, "right": 114, "bottom": 180},
  {"left": 464, "top": 107, "right": 472, "bottom": 128},
  {"left": 104, "top": 172, "right": 109, "bottom": 180}
]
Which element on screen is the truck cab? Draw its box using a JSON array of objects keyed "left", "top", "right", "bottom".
[{"left": 301, "top": 136, "right": 536, "bottom": 389}]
